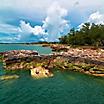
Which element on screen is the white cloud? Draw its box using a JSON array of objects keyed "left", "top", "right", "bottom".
[
  {"left": 0, "top": 0, "right": 103, "bottom": 12},
  {"left": 19, "top": 20, "right": 33, "bottom": 34},
  {"left": 33, "top": 26, "right": 47, "bottom": 35},
  {"left": 88, "top": 11, "right": 104, "bottom": 25},
  {"left": 0, "top": 23, "right": 18, "bottom": 34},
  {"left": 78, "top": 23, "right": 84, "bottom": 29},
  {"left": 17, "top": 2, "right": 70, "bottom": 42},
  {"left": 0, "top": 23, "right": 20, "bottom": 43},
  {"left": 19, "top": 20, "right": 47, "bottom": 36},
  {"left": 0, "top": 20, "right": 48, "bottom": 42},
  {"left": 78, "top": 11, "right": 104, "bottom": 29},
  {"left": 17, "top": 20, "right": 47, "bottom": 41},
  {"left": 0, "top": 0, "right": 104, "bottom": 43},
  {"left": 0, "top": 0, "right": 104, "bottom": 24},
  {"left": 43, "top": 2, "right": 70, "bottom": 41}
]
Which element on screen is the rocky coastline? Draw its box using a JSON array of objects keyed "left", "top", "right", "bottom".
[{"left": 0, "top": 44, "right": 104, "bottom": 78}]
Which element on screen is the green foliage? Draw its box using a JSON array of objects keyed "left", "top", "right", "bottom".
[{"left": 59, "top": 23, "right": 104, "bottom": 47}]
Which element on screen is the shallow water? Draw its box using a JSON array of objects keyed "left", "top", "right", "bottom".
[
  {"left": 0, "top": 44, "right": 104, "bottom": 104},
  {"left": 0, "top": 44, "right": 52, "bottom": 55}
]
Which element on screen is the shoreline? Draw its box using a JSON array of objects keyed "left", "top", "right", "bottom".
[{"left": 0, "top": 44, "right": 104, "bottom": 78}]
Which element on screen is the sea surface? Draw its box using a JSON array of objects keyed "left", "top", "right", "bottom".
[{"left": 0, "top": 44, "right": 104, "bottom": 104}]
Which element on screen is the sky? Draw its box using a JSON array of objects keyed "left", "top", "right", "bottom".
[{"left": 0, "top": 0, "right": 104, "bottom": 43}]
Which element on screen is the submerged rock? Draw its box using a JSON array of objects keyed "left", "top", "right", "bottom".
[
  {"left": 30, "top": 66, "right": 53, "bottom": 79},
  {"left": 0, "top": 75, "right": 19, "bottom": 80},
  {"left": 92, "top": 74, "right": 104, "bottom": 77}
]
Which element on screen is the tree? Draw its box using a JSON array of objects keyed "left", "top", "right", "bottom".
[{"left": 59, "top": 23, "right": 104, "bottom": 47}]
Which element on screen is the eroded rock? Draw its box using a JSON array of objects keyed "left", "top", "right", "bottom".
[
  {"left": 30, "top": 66, "right": 53, "bottom": 79},
  {"left": 0, "top": 75, "right": 19, "bottom": 80}
]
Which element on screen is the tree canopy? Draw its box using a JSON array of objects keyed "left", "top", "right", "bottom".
[{"left": 59, "top": 23, "right": 104, "bottom": 47}]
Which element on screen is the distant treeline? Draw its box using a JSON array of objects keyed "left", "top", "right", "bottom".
[
  {"left": 59, "top": 23, "right": 104, "bottom": 47},
  {"left": 0, "top": 42, "right": 59, "bottom": 45}
]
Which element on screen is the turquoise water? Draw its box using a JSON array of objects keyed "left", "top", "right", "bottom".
[
  {"left": 0, "top": 44, "right": 52, "bottom": 54},
  {"left": 0, "top": 44, "right": 104, "bottom": 104}
]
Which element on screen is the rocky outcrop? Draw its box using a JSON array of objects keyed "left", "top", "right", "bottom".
[
  {"left": 2, "top": 50, "right": 38, "bottom": 61},
  {"left": 52, "top": 57, "right": 104, "bottom": 77},
  {"left": 62, "top": 48, "right": 104, "bottom": 62},
  {"left": 42, "top": 44, "right": 69, "bottom": 52},
  {"left": 31, "top": 66, "right": 53, "bottom": 78},
  {"left": 1, "top": 50, "right": 55, "bottom": 78},
  {"left": 1, "top": 47, "right": 104, "bottom": 77}
]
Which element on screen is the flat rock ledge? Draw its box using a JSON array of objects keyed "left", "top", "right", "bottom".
[
  {"left": 0, "top": 49, "right": 104, "bottom": 78},
  {"left": 0, "top": 75, "right": 19, "bottom": 80}
]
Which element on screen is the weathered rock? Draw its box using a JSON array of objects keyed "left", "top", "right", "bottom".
[
  {"left": 0, "top": 75, "right": 19, "bottom": 80},
  {"left": 30, "top": 66, "right": 53, "bottom": 79},
  {"left": 1, "top": 47, "right": 104, "bottom": 77},
  {"left": 92, "top": 74, "right": 104, "bottom": 77},
  {"left": 2, "top": 50, "right": 38, "bottom": 61},
  {"left": 50, "top": 44, "right": 69, "bottom": 52}
]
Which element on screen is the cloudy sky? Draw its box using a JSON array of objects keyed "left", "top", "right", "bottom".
[{"left": 0, "top": 0, "right": 104, "bottom": 43}]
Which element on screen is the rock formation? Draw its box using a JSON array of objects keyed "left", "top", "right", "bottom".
[
  {"left": 0, "top": 75, "right": 19, "bottom": 80},
  {"left": 0, "top": 45, "right": 104, "bottom": 77},
  {"left": 31, "top": 66, "right": 53, "bottom": 78}
]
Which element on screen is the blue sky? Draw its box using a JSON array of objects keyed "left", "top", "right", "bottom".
[{"left": 0, "top": 0, "right": 104, "bottom": 43}]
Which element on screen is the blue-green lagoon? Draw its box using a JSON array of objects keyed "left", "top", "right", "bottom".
[{"left": 0, "top": 44, "right": 104, "bottom": 104}]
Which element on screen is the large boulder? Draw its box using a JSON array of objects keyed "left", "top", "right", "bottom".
[{"left": 30, "top": 66, "right": 53, "bottom": 79}]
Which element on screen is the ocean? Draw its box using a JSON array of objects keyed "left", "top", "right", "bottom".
[{"left": 0, "top": 44, "right": 104, "bottom": 104}]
